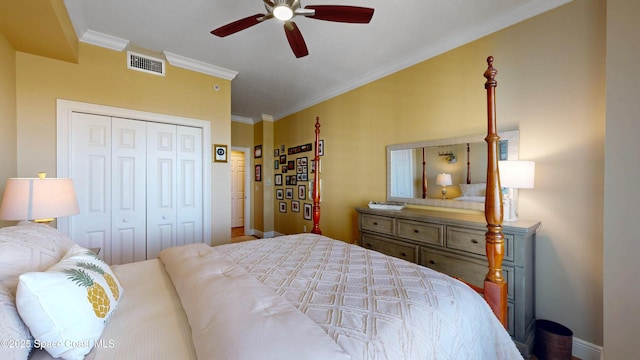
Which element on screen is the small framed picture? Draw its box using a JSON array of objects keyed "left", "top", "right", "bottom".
[
  {"left": 254, "top": 145, "right": 262, "bottom": 158},
  {"left": 291, "top": 200, "right": 300, "bottom": 213},
  {"left": 274, "top": 149, "right": 280, "bottom": 157},
  {"left": 276, "top": 189, "right": 284, "bottom": 200},
  {"left": 280, "top": 155, "right": 286, "bottom": 164},
  {"left": 275, "top": 174, "right": 283, "bottom": 186},
  {"left": 274, "top": 160, "right": 280, "bottom": 170},
  {"left": 287, "top": 160, "right": 295, "bottom": 170},
  {"left": 255, "top": 165, "right": 261, "bottom": 182},
  {"left": 298, "top": 185, "right": 306, "bottom": 200},
  {"left": 304, "top": 203, "right": 312, "bottom": 220},
  {"left": 285, "top": 188, "right": 293, "bottom": 199},
  {"left": 318, "top": 140, "right": 324, "bottom": 156},
  {"left": 213, "top": 144, "right": 228, "bottom": 163},
  {"left": 279, "top": 202, "right": 287, "bottom": 213}
]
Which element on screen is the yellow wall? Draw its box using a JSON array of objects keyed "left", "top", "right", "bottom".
[
  {"left": 274, "top": 0, "right": 604, "bottom": 346},
  {"left": 231, "top": 121, "right": 254, "bottom": 230},
  {"left": 231, "top": 121, "right": 253, "bottom": 148},
  {"left": 603, "top": 0, "right": 640, "bottom": 358},
  {"left": 0, "top": 33, "right": 17, "bottom": 228},
  {"left": 252, "top": 122, "right": 264, "bottom": 231},
  {"left": 14, "top": 43, "right": 233, "bottom": 244}
]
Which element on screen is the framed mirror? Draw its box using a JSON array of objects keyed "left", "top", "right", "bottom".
[{"left": 386, "top": 130, "right": 519, "bottom": 210}]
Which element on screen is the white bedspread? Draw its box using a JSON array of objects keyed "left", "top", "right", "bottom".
[
  {"left": 180, "top": 234, "right": 522, "bottom": 360},
  {"left": 159, "top": 243, "right": 351, "bottom": 360},
  {"left": 29, "top": 234, "right": 522, "bottom": 359}
]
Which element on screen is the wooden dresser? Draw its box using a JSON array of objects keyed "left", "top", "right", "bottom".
[{"left": 356, "top": 206, "right": 541, "bottom": 358}]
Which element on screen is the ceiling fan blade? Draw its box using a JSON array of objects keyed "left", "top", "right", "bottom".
[
  {"left": 284, "top": 22, "right": 309, "bottom": 58},
  {"left": 211, "top": 14, "right": 267, "bottom": 37},
  {"left": 304, "top": 5, "right": 374, "bottom": 23}
]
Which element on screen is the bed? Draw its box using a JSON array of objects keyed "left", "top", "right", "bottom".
[{"left": 0, "top": 57, "right": 519, "bottom": 360}]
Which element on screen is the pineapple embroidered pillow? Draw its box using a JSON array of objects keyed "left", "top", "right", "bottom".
[{"left": 16, "top": 244, "right": 123, "bottom": 359}]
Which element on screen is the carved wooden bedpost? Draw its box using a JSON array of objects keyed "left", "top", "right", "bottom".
[
  {"left": 311, "top": 117, "right": 322, "bottom": 235},
  {"left": 422, "top": 148, "right": 427, "bottom": 198},
  {"left": 483, "top": 56, "right": 508, "bottom": 328}
]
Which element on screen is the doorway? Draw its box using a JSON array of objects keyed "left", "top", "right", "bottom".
[{"left": 230, "top": 147, "right": 250, "bottom": 237}]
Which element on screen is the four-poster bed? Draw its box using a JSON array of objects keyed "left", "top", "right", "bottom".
[{"left": 1, "top": 57, "right": 522, "bottom": 360}]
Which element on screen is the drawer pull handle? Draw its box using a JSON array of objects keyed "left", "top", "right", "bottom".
[
  {"left": 471, "top": 239, "right": 479, "bottom": 244},
  {"left": 373, "top": 221, "right": 378, "bottom": 225},
  {"left": 413, "top": 229, "right": 420, "bottom": 233},
  {"left": 401, "top": 252, "right": 407, "bottom": 257},
  {"left": 429, "top": 260, "right": 436, "bottom": 265}
]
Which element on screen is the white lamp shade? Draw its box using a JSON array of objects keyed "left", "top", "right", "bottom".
[
  {"left": 0, "top": 178, "right": 79, "bottom": 221},
  {"left": 435, "top": 173, "right": 453, "bottom": 186},
  {"left": 499, "top": 161, "right": 535, "bottom": 189}
]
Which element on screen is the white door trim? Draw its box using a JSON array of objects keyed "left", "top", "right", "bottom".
[
  {"left": 56, "top": 99, "right": 212, "bottom": 244},
  {"left": 231, "top": 146, "right": 251, "bottom": 235}
]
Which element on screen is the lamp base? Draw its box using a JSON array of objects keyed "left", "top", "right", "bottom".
[
  {"left": 33, "top": 218, "right": 54, "bottom": 225},
  {"left": 441, "top": 186, "right": 447, "bottom": 200},
  {"left": 503, "top": 193, "right": 518, "bottom": 222}
]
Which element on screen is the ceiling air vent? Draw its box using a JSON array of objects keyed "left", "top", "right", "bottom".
[{"left": 127, "top": 51, "right": 165, "bottom": 76}]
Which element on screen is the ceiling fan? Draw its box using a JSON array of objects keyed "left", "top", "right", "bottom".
[{"left": 211, "top": 0, "right": 375, "bottom": 58}]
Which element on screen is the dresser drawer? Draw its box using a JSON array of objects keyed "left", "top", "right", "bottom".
[
  {"left": 361, "top": 233, "right": 417, "bottom": 263},
  {"left": 361, "top": 214, "right": 395, "bottom": 236},
  {"left": 419, "top": 248, "right": 514, "bottom": 300},
  {"left": 446, "top": 226, "right": 513, "bottom": 262},
  {"left": 397, "top": 220, "right": 443, "bottom": 246}
]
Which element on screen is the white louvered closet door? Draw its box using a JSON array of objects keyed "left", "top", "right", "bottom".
[{"left": 111, "top": 118, "right": 147, "bottom": 264}]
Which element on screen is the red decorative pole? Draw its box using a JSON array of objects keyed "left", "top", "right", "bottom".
[{"left": 311, "top": 117, "right": 322, "bottom": 235}]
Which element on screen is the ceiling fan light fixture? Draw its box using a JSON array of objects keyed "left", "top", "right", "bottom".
[{"left": 273, "top": 5, "right": 293, "bottom": 21}]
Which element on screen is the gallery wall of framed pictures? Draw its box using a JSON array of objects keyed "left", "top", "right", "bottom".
[{"left": 273, "top": 140, "right": 323, "bottom": 221}]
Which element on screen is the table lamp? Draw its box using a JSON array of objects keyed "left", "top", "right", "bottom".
[
  {"left": 499, "top": 161, "right": 535, "bottom": 221},
  {"left": 435, "top": 173, "right": 453, "bottom": 199},
  {"left": 0, "top": 173, "right": 79, "bottom": 224}
]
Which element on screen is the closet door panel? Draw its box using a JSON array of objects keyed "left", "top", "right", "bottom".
[
  {"left": 111, "top": 118, "right": 147, "bottom": 264},
  {"left": 146, "top": 122, "right": 177, "bottom": 259},
  {"left": 177, "top": 126, "right": 203, "bottom": 246},
  {"left": 70, "top": 113, "right": 112, "bottom": 259}
]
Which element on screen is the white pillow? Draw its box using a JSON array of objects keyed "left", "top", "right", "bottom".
[
  {"left": 458, "top": 183, "right": 486, "bottom": 197},
  {"left": 0, "top": 222, "right": 74, "bottom": 294},
  {"left": 0, "top": 283, "right": 33, "bottom": 360},
  {"left": 16, "top": 245, "right": 123, "bottom": 359}
]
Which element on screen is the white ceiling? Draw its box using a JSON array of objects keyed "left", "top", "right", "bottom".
[{"left": 62, "top": 0, "right": 569, "bottom": 123}]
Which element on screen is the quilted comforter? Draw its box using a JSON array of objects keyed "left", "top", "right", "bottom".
[{"left": 160, "top": 233, "right": 523, "bottom": 360}]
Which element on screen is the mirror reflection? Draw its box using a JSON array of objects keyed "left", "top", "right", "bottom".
[{"left": 386, "top": 130, "right": 519, "bottom": 210}]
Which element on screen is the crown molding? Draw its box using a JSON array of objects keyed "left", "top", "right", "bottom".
[
  {"left": 164, "top": 51, "right": 238, "bottom": 81},
  {"left": 79, "top": 29, "right": 129, "bottom": 51},
  {"left": 231, "top": 115, "right": 255, "bottom": 124}
]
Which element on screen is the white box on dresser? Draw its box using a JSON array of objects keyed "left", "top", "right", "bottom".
[{"left": 356, "top": 206, "right": 541, "bottom": 359}]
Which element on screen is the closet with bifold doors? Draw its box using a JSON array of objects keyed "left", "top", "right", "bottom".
[{"left": 68, "top": 112, "right": 203, "bottom": 265}]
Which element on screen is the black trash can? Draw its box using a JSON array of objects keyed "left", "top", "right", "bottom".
[{"left": 534, "top": 319, "right": 573, "bottom": 360}]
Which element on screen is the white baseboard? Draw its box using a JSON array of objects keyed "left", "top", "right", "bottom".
[{"left": 573, "top": 337, "right": 603, "bottom": 360}]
